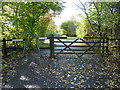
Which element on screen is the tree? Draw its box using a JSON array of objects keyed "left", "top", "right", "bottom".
[
  {"left": 76, "top": 1, "right": 119, "bottom": 38},
  {"left": 76, "top": 19, "right": 94, "bottom": 37},
  {"left": 60, "top": 20, "right": 77, "bottom": 36},
  {"left": 46, "top": 19, "right": 58, "bottom": 36},
  {"left": 76, "top": 1, "right": 120, "bottom": 55},
  {"left": 1, "top": 2, "right": 64, "bottom": 48}
]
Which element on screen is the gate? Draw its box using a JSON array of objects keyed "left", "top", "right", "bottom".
[
  {"left": 49, "top": 35, "right": 109, "bottom": 58},
  {"left": 35, "top": 34, "right": 120, "bottom": 58}
]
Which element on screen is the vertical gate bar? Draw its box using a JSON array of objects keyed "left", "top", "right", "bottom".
[
  {"left": 50, "top": 34, "right": 54, "bottom": 58},
  {"left": 118, "top": 39, "right": 120, "bottom": 55},
  {"left": 100, "top": 38, "right": 101, "bottom": 55},
  {"left": 13, "top": 37, "right": 16, "bottom": 50},
  {"left": 36, "top": 38, "right": 40, "bottom": 54},
  {"left": 102, "top": 36, "right": 105, "bottom": 57},
  {"left": 34, "top": 33, "right": 40, "bottom": 54},
  {"left": 106, "top": 37, "right": 109, "bottom": 56},
  {"left": 3, "top": 38, "right": 7, "bottom": 57},
  {"left": 22, "top": 34, "right": 28, "bottom": 56},
  {"left": 100, "top": 33, "right": 102, "bottom": 54}
]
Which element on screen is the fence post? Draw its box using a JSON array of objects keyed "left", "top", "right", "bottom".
[
  {"left": 106, "top": 37, "right": 109, "bottom": 56},
  {"left": 102, "top": 37, "right": 105, "bottom": 57},
  {"left": 13, "top": 37, "right": 16, "bottom": 50},
  {"left": 49, "top": 34, "right": 54, "bottom": 58},
  {"left": 22, "top": 34, "right": 28, "bottom": 56},
  {"left": 102, "top": 34, "right": 106, "bottom": 57},
  {"left": 118, "top": 39, "right": 120, "bottom": 55},
  {"left": 34, "top": 33, "right": 40, "bottom": 54},
  {"left": 3, "top": 38, "right": 7, "bottom": 56}
]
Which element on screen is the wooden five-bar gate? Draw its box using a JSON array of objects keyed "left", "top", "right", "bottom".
[{"left": 35, "top": 34, "right": 112, "bottom": 58}]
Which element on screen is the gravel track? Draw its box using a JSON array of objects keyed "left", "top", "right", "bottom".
[{"left": 2, "top": 49, "right": 120, "bottom": 89}]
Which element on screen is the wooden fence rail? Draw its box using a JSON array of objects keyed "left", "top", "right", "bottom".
[
  {"left": 28, "top": 34, "right": 120, "bottom": 58},
  {"left": 0, "top": 34, "right": 28, "bottom": 58}
]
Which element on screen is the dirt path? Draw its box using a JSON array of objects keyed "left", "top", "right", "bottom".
[{"left": 2, "top": 49, "right": 120, "bottom": 88}]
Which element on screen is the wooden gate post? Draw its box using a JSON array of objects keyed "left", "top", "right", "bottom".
[
  {"left": 106, "top": 37, "right": 109, "bottom": 56},
  {"left": 102, "top": 37, "right": 105, "bottom": 57},
  {"left": 102, "top": 34, "right": 106, "bottom": 57},
  {"left": 22, "top": 33, "right": 28, "bottom": 56},
  {"left": 13, "top": 37, "right": 16, "bottom": 50},
  {"left": 117, "top": 39, "right": 120, "bottom": 55},
  {"left": 49, "top": 34, "right": 55, "bottom": 58},
  {"left": 3, "top": 38, "right": 7, "bottom": 56}
]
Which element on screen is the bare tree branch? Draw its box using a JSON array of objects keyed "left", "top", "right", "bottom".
[
  {"left": 92, "top": 2, "right": 101, "bottom": 35},
  {"left": 76, "top": 0, "right": 95, "bottom": 31},
  {"left": 104, "top": 3, "right": 115, "bottom": 17}
]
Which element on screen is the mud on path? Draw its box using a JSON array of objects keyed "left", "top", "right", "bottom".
[{"left": 2, "top": 49, "right": 120, "bottom": 88}]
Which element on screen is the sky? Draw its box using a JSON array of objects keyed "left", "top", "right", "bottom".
[
  {"left": 53, "top": 0, "right": 83, "bottom": 27},
  {"left": 53, "top": 0, "right": 120, "bottom": 27}
]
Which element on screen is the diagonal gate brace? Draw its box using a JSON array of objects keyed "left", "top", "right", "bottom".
[{"left": 55, "top": 38, "right": 80, "bottom": 57}]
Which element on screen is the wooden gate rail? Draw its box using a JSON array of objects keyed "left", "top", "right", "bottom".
[
  {"left": 34, "top": 34, "right": 67, "bottom": 58},
  {"left": 56, "top": 38, "right": 80, "bottom": 57},
  {"left": 35, "top": 34, "right": 119, "bottom": 58},
  {"left": 54, "top": 45, "right": 108, "bottom": 47},
  {"left": 0, "top": 34, "right": 28, "bottom": 58},
  {"left": 54, "top": 38, "right": 104, "bottom": 58},
  {"left": 79, "top": 38, "right": 103, "bottom": 57},
  {"left": 49, "top": 34, "right": 67, "bottom": 58},
  {"left": 51, "top": 35, "right": 109, "bottom": 58},
  {"left": 54, "top": 41, "right": 107, "bottom": 43}
]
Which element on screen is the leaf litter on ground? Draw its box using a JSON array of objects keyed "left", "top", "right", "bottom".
[{"left": 2, "top": 52, "right": 120, "bottom": 88}]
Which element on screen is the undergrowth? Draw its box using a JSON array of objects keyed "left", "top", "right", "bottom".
[{"left": 104, "top": 55, "right": 120, "bottom": 74}]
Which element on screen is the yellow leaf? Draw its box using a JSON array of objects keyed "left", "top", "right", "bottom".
[{"left": 62, "top": 80, "right": 67, "bottom": 82}]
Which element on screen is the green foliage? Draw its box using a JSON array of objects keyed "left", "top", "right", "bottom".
[
  {"left": 60, "top": 20, "right": 77, "bottom": 36},
  {"left": 2, "top": 64, "right": 9, "bottom": 71},
  {"left": 46, "top": 20, "right": 58, "bottom": 36},
  {"left": 76, "top": 19, "right": 91, "bottom": 37},
  {"left": 76, "top": 2, "right": 120, "bottom": 55},
  {"left": 2, "top": 2, "right": 64, "bottom": 48},
  {"left": 76, "top": 2, "right": 119, "bottom": 37},
  {"left": 47, "top": 20, "right": 58, "bottom": 32},
  {"left": 46, "top": 30, "right": 56, "bottom": 37}
]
